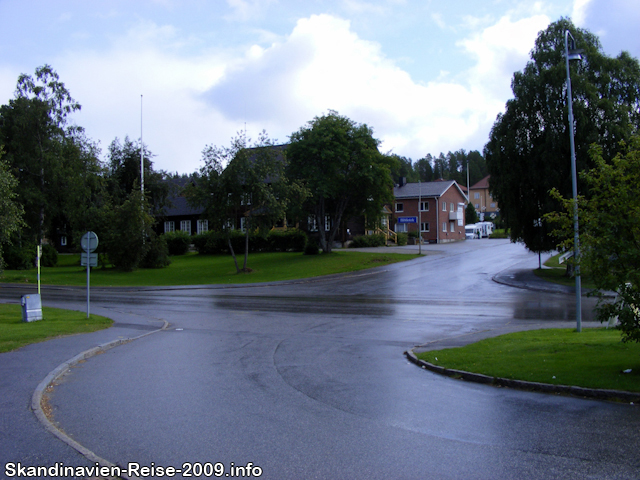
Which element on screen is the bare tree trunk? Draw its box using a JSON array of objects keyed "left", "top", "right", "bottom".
[
  {"left": 228, "top": 236, "right": 240, "bottom": 273},
  {"left": 243, "top": 217, "right": 250, "bottom": 271}
]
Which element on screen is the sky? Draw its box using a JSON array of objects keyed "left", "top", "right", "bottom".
[{"left": 1, "top": 0, "right": 639, "bottom": 174}]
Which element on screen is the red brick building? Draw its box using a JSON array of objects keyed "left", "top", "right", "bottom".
[{"left": 393, "top": 180, "right": 468, "bottom": 243}]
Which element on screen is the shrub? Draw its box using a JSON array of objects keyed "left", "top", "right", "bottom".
[
  {"left": 4, "top": 243, "right": 36, "bottom": 270},
  {"left": 304, "top": 237, "right": 319, "bottom": 255},
  {"left": 140, "top": 234, "right": 171, "bottom": 268},
  {"left": 269, "top": 229, "right": 307, "bottom": 252},
  {"left": 163, "top": 231, "right": 192, "bottom": 256},
  {"left": 41, "top": 244, "right": 58, "bottom": 267},
  {"left": 349, "top": 233, "right": 386, "bottom": 248},
  {"left": 396, "top": 232, "right": 408, "bottom": 246}
]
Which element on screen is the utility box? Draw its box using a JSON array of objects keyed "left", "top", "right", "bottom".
[{"left": 21, "top": 294, "right": 43, "bottom": 322}]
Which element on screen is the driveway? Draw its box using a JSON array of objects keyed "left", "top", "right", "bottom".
[{"left": 1, "top": 239, "right": 639, "bottom": 479}]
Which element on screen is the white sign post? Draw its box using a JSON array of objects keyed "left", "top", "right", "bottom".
[{"left": 81, "top": 231, "right": 99, "bottom": 318}]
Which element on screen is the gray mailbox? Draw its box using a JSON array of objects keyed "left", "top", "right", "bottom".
[{"left": 21, "top": 294, "right": 43, "bottom": 322}]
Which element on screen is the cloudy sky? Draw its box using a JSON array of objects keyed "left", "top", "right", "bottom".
[{"left": 1, "top": 0, "right": 638, "bottom": 174}]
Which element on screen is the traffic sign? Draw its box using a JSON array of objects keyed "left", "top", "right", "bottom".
[
  {"left": 81, "top": 253, "right": 98, "bottom": 267},
  {"left": 81, "top": 231, "right": 99, "bottom": 252}
]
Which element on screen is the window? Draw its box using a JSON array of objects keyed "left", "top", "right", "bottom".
[
  {"left": 164, "top": 221, "right": 175, "bottom": 233},
  {"left": 442, "top": 201, "right": 447, "bottom": 211},
  {"left": 490, "top": 203, "right": 496, "bottom": 208},
  {"left": 421, "top": 222, "right": 430, "bottom": 232},
  {"left": 197, "top": 219, "right": 208, "bottom": 234},
  {"left": 325, "top": 215, "right": 331, "bottom": 231},
  {"left": 450, "top": 202, "right": 454, "bottom": 212},
  {"left": 420, "top": 201, "right": 429, "bottom": 211},
  {"left": 241, "top": 194, "right": 252, "bottom": 206},
  {"left": 240, "top": 217, "right": 247, "bottom": 232},
  {"left": 308, "top": 215, "right": 318, "bottom": 232},
  {"left": 450, "top": 222, "right": 455, "bottom": 232},
  {"left": 396, "top": 223, "right": 407, "bottom": 233},
  {"left": 474, "top": 203, "right": 479, "bottom": 209},
  {"left": 442, "top": 222, "right": 447, "bottom": 232},
  {"left": 60, "top": 236, "right": 67, "bottom": 246},
  {"left": 180, "top": 220, "right": 191, "bottom": 235},
  {"left": 395, "top": 203, "right": 404, "bottom": 212},
  {"left": 474, "top": 192, "right": 480, "bottom": 199},
  {"left": 225, "top": 219, "right": 235, "bottom": 230}
]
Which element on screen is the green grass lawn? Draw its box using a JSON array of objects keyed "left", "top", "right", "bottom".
[
  {"left": 417, "top": 328, "right": 640, "bottom": 392},
  {"left": 0, "top": 303, "right": 113, "bottom": 353},
  {"left": 0, "top": 251, "right": 419, "bottom": 287},
  {"left": 533, "top": 252, "right": 596, "bottom": 289}
]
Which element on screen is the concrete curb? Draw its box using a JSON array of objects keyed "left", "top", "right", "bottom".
[
  {"left": 405, "top": 348, "right": 640, "bottom": 404},
  {"left": 31, "top": 320, "right": 170, "bottom": 480}
]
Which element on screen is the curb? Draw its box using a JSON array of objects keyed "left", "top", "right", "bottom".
[
  {"left": 31, "top": 320, "right": 170, "bottom": 480},
  {"left": 404, "top": 348, "right": 640, "bottom": 404}
]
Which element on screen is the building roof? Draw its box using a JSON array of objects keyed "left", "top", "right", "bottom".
[
  {"left": 394, "top": 180, "right": 467, "bottom": 200},
  {"left": 470, "top": 175, "right": 490, "bottom": 190},
  {"left": 159, "top": 177, "right": 203, "bottom": 217}
]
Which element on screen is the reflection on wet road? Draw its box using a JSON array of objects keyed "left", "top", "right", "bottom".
[{"left": 4, "top": 240, "right": 639, "bottom": 479}]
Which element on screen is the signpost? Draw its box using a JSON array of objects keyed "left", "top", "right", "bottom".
[
  {"left": 397, "top": 216, "right": 418, "bottom": 224},
  {"left": 81, "top": 231, "right": 98, "bottom": 318}
]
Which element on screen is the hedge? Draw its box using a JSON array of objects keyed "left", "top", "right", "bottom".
[{"left": 192, "top": 229, "right": 308, "bottom": 255}]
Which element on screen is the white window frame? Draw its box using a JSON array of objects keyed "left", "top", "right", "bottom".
[
  {"left": 240, "top": 217, "right": 247, "bottom": 232},
  {"left": 324, "top": 215, "right": 331, "bottom": 232},
  {"left": 419, "top": 201, "right": 429, "bottom": 211},
  {"left": 180, "top": 220, "right": 191, "bottom": 235},
  {"left": 421, "top": 222, "right": 430, "bottom": 232},
  {"left": 395, "top": 203, "right": 404, "bottom": 212},
  {"left": 197, "top": 219, "right": 208, "bottom": 234},
  {"left": 474, "top": 192, "right": 480, "bottom": 199},
  {"left": 442, "top": 201, "right": 447, "bottom": 212},
  {"left": 164, "top": 221, "right": 175, "bottom": 233},
  {"left": 450, "top": 202, "right": 454, "bottom": 212},
  {"left": 395, "top": 223, "right": 407, "bottom": 233},
  {"left": 308, "top": 215, "right": 318, "bottom": 232},
  {"left": 450, "top": 221, "right": 455, "bottom": 232},
  {"left": 442, "top": 222, "right": 447, "bottom": 232},
  {"left": 60, "top": 235, "right": 67, "bottom": 246}
]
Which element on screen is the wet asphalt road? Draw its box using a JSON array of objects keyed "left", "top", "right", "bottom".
[{"left": 2, "top": 239, "right": 640, "bottom": 479}]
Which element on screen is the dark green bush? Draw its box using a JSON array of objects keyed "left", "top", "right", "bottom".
[
  {"left": 349, "top": 233, "right": 386, "bottom": 248},
  {"left": 140, "top": 234, "right": 171, "bottom": 268},
  {"left": 41, "top": 244, "right": 58, "bottom": 267},
  {"left": 304, "top": 237, "right": 319, "bottom": 255},
  {"left": 163, "top": 231, "right": 192, "bottom": 256},
  {"left": 193, "top": 229, "right": 307, "bottom": 254},
  {"left": 4, "top": 243, "right": 36, "bottom": 270},
  {"left": 396, "top": 232, "right": 408, "bottom": 246}
]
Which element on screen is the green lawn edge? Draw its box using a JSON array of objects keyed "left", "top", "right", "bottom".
[
  {"left": 0, "top": 250, "right": 420, "bottom": 287},
  {"left": 416, "top": 328, "right": 640, "bottom": 393},
  {"left": 0, "top": 304, "right": 113, "bottom": 353}
]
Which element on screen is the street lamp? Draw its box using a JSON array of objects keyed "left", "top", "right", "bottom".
[{"left": 565, "top": 29, "right": 584, "bottom": 332}]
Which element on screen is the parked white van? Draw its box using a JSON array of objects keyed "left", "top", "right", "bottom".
[{"left": 465, "top": 224, "right": 481, "bottom": 239}]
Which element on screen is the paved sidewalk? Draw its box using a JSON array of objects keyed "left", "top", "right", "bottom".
[{"left": 0, "top": 302, "right": 165, "bottom": 479}]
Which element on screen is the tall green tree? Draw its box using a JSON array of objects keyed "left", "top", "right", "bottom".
[
  {"left": 287, "top": 111, "right": 395, "bottom": 253},
  {"left": 415, "top": 155, "right": 434, "bottom": 182},
  {"left": 106, "top": 136, "right": 169, "bottom": 213},
  {"left": 485, "top": 19, "right": 640, "bottom": 255},
  {"left": 547, "top": 135, "right": 640, "bottom": 342},
  {"left": 0, "top": 65, "right": 81, "bottom": 246},
  {"left": 0, "top": 149, "right": 25, "bottom": 272},
  {"left": 188, "top": 131, "right": 304, "bottom": 272}
]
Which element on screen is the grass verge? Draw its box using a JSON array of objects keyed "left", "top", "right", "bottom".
[
  {"left": 0, "top": 304, "right": 113, "bottom": 353},
  {"left": 0, "top": 251, "right": 418, "bottom": 287},
  {"left": 532, "top": 253, "right": 596, "bottom": 290},
  {"left": 416, "top": 328, "right": 640, "bottom": 392}
]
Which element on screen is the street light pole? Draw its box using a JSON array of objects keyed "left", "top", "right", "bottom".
[{"left": 565, "top": 29, "right": 583, "bottom": 332}]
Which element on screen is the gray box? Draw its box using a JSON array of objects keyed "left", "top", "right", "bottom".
[{"left": 21, "top": 294, "right": 43, "bottom": 322}]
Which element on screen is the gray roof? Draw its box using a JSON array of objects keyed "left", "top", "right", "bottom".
[{"left": 394, "top": 180, "right": 467, "bottom": 200}]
